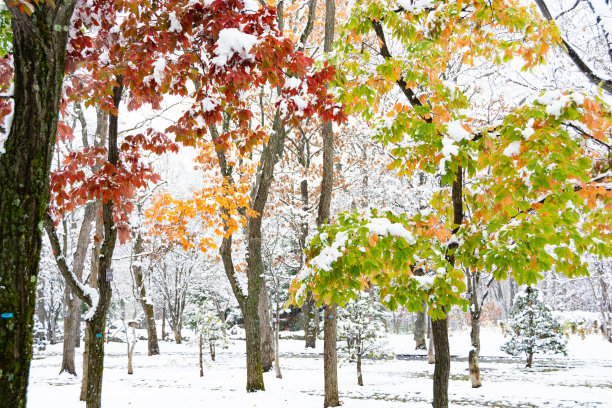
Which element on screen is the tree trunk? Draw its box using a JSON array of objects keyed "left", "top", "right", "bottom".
[
  {"left": 258, "top": 278, "right": 274, "bottom": 372},
  {"left": 209, "top": 341, "right": 215, "bottom": 362},
  {"left": 274, "top": 303, "right": 282, "bottom": 379},
  {"left": 199, "top": 334, "right": 204, "bottom": 377},
  {"left": 161, "top": 308, "right": 166, "bottom": 341},
  {"left": 356, "top": 350, "right": 363, "bottom": 386},
  {"left": 427, "top": 316, "right": 435, "bottom": 364},
  {"left": 414, "top": 302, "right": 427, "bottom": 350},
  {"left": 432, "top": 317, "right": 450, "bottom": 408},
  {"left": 323, "top": 303, "right": 339, "bottom": 407},
  {"left": 526, "top": 352, "right": 534, "bottom": 368},
  {"left": 468, "top": 317, "right": 482, "bottom": 388},
  {"left": 60, "top": 202, "right": 96, "bottom": 374},
  {"left": 132, "top": 233, "right": 160, "bottom": 355},
  {"left": 245, "top": 294, "right": 265, "bottom": 392},
  {"left": 303, "top": 291, "right": 319, "bottom": 348},
  {"left": 320, "top": 1, "right": 337, "bottom": 405},
  {"left": 60, "top": 286, "right": 79, "bottom": 375},
  {"left": 0, "top": 3, "right": 76, "bottom": 407},
  {"left": 81, "top": 216, "right": 103, "bottom": 401},
  {"left": 84, "top": 79, "right": 123, "bottom": 408},
  {"left": 173, "top": 327, "right": 182, "bottom": 344},
  {"left": 127, "top": 330, "right": 135, "bottom": 375},
  {"left": 468, "top": 272, "right": 482, "bottom": 388}
]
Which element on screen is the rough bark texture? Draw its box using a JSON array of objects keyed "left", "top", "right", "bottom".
[
  {"left": 432, "top": 167, "right": 463, "bottom": 408},
  {"left": 323, "top": 304, "right": 339, "bottom": 407},
  {"left": 427, "top": 316, "right": 435, "bottom": 364},
  {"left": 467, "top": 271, "right": 482, "bottom": 388},
  {"left": 84, "top": 79, "right": 123, "bottom": 408},
  {"left": 258, "top": 278, "right": 274, "bottom": 372},
  {"left": 320, "top": 0, "right": 338, "bottom": 406},
  {"left": 0, "top": 3, "right": 76, "bottom": 407},
  {"left": 432, "top": 317, "right": 450, "bottom": 408},
  {"left": 303, "top": 291, "right": 319, "bottom": 348},
  {"left": 60, "top": 202, "right": 97, "bottom": 375},
  {"left": 132, "top": 234, "right": 160, "bottom": 356},
  {"left": 356, "top": 357, "right": 363, "bottom": 386},
  {"left": 199, "top": 334, "right": 204, "bottom": 377}
]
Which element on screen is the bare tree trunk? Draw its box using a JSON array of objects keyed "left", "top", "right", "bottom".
[
  {"left": 468, "top": 272, "right": 482, "bottom": 388},
  {"left": 320, "top": 0, "right": 337, "bottom": 405},
  {"left": 161, "top": 308, "right": 166, "bottom": 341},
  {"left": 432, "top": 317, "right": 450, "bottom": 408},
  {"left": 274, "top": 302, "right": 282, "bottom": 379},
  {"left": 427, "top": 316, "right": 435, "bottom": 364},
  {"left": 414, "top": 302, "right": 426, "bottom": 350},
  {"left": 259, "top": 278, "right": 274, "bottom": 372},
  {"left": 199, "top": 334, "right": 204, "bottom": 377},
  {"left": 209, "top": 342, "right": 215, "bottom": 361},
  {"left": 323, "top": 303, "right": 339, "bottom": 407},
  {"left": 61, "top": 286, "right": 79, "bottom": 375},
  {"left": 526, "top": 352, "right": 534, "bottom": 368},
  {"left": 303, "top": 292, "right": 319, "bottom": 348},
  {"left": 357, "top": 346, "right": 363, "bottom": 387},
  {"left": 173, "top": 328, "right": 182, "bottom": 344},
  {"left": 60, "top": 202, "right": 96, "bottom": 374},
  {"left": 127, "top": 327, "right": 136, "bottom": 375},
  {"left": 132, "top": 233, "right": 160, "bottom": 355}
]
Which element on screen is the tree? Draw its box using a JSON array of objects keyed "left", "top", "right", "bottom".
[
  {"left": 0, "top": 2, "right": 78, "bottom": 406},
  {"left": 185, "top": 299, "right": 228, "bottom": 376},
  {"left": 501, "top": 286, "right": 567, "bottom": 367},
  {"left": 337, "top": 292, "right": 393, "bottom": 386}
]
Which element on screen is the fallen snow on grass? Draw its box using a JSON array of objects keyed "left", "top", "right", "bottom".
[{"left": 28, "top": 327, "right": 612, "bottom": 407}]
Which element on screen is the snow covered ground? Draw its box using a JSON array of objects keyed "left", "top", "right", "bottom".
[{"left": 27, "top": 327, "right": 612, "bottom": 407}]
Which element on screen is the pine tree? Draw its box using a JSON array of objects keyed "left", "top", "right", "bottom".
[
  {"left": 337, "top": 292, "right": 393, "bottom": 386},
  {"left": 501, "top": 286, "right": 567, "bottom": 368}
]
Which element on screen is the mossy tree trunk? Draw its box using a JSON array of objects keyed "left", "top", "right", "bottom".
[{"left": 0, "top": 3, "right": 76, "bottom": 408}]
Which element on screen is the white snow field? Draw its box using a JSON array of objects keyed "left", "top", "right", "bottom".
[{"left": 27, "top": 327, "right": 612, "bottom": 407}]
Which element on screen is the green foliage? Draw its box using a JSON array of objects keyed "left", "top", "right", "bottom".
[
  {"left": 337, "top": 292, "right": 393, "bottom": 360},
  {"left": 501, "top": 286, "right": 567, "bottom": 365},
  {"left": 0, "top": 6, "right": 11, "bottom": 56}
]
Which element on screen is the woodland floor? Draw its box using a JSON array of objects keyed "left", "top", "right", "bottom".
[{"left": 27, "top": 327, "right": 612, "bottom": 407}]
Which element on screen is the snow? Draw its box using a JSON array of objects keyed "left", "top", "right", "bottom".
[
  {"left": 168, "top": 11, "right": 182, "bottom": 33},
  {"left": 364, "top": 217, "right": 416, "bottom": 245},
  {"left": 212, "top": 28, "right": 259, "bottom": 67},
  {"left": 27, "top": 327, "right": 612, "bottom": 407},
  {"left": 502, "top": 140, "right": 522, "bottom": 157},
  {"left": 83, "top": 285, "right": 100, "bottom": 321},
  {"left": 446, "top": 120, "right": 470, "bottom": 142},
  {"left": 397, "top": 0, "right": 434, "bottom": 14}
]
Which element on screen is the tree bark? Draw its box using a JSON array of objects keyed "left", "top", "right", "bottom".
[
  {"left": 432, "top": 317, "right": 450, "bottom": 408},
  {"left": 84, "top": 79, "right": 123, "bottom": 408},
  {"left": 356, "top": 353, "right": 363, "bottom": 386},
  {"left": 320, "top": 0, "right": 338, "bottom": 405},
  {"left": 526, "top": 352, "right": 534, "bottom": 368},
  {"left": 323, "top": 303, "right": 339, "bottom": 407},
  {"left": 414, "top": 303, "right": 427, "bottom": 350},
  {"left": 60, "top": 202, "right": 96, "bottom": 375},
  {"left": 209, "top": 342, "right": 215, "bottom": 362},
  {"left": 258, "top": 278, "right": 274, "bottom": 372},
  {"left": 427, "top": 316, "right": 435, "bottom": 364},
  {"left": 303, "top": 292, "right": 319, "bottom": 348},
  {"left": 274, "top": 301, "right": 282, "bottom": 379},
  {"left": 199, "top": 334, "right": 204, "bottom": 377},
  {"left": 468, "top": 271, "right": 482, "bottom": 388},
  {"left": 132, "top": 233, "right": 160, "bottom": 355},
  {"left": 0, "top": 3, "right": 77, "bottom": 407}
]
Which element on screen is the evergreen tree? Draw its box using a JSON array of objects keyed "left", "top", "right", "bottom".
[
  {"left": 337, "top": 292, "right": 393, "bottom": 386},
  {"left": 501, "top": 286, "right": 567, "bottom": 367}
]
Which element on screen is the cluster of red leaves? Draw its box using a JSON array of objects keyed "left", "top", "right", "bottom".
[
  {"left": 0, "top": 56, "right": 12, "bottom": 132},
  {"left": 50, "top": 130, "right": 178, "bottom": 243},
  {"left": 49, "top": 0, "right": 346, "bottom": 244}
]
